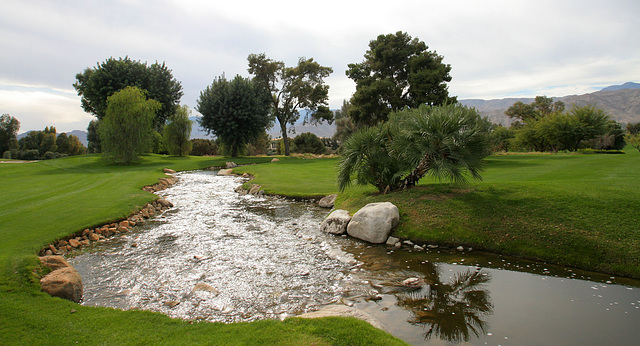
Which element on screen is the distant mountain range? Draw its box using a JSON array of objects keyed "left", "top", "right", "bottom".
[
  {"left": 18, "top": 82, "right": 639, "bottom": 145},
  {"left": 459, "top": 82, "right": 640, "bottom": 126}
]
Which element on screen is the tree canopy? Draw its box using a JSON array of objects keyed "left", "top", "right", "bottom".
[
  {"left": 0, "top": 114, "right": 20, "bottom": 154},
  {"left": 197, "top": 75, "right": 271, "bottom": 157},
  {"left": 74, "top": 57, "right": 183, "bottom": 129},
  {"left": 163, "top": 105, "right": 193, "bottom": 156},
  {"left": 346, "top": 31, "right": 455, "bottom": 126},
  {"left": 99, "top": 86, "right": 161, "bottom": 164},
  {"left": 248, "top": 53, "right": 333, "bottom": 156}
]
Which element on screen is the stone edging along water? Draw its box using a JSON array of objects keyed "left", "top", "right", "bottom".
[{"left": 37, "top": 168, "right": 181, "bottom": 302}]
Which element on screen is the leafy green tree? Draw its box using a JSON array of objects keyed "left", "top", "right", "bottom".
[
  {"left": 292, "top": 132, "right": 325, "bottom": 154},
  {"left": 0, "top": 114, "right": 20, "bottom": 154},
  {"left": 74, "top": 57, "right": 183, "bottom": 129},
  {"left": 338, "top": 104, "right": 489, "bottom": 192},
  {"left": 86, "top": 119, "right": 101, "bottom": 153},
  {"left": 197, "top": 75, "right": 271, "bottom": 157},
  {"left": 626, "top": 133, "right": 640, "bottom": 152},
  {"left": 489, "top": 125, "right": 515, "bottom": 152},
  {"left": 246, "top": 131, "right": 270, "bottom": 156},
  {"left": 248, "top": 53, "right": 333, "bottom": 156},
  {"left": 99, "top": 86, "right": 161, "bottom": 164},
  {"left": 346, "top": 31, "right": 455, "bottom": 126},
  {"left": 65, "top": 135, "right": 86, "bottom": 156},
  {"left": 333, "top": 100, "right": 358, "bottom": 144},
  {"left": 39, "top": 127, "right": 57, "bottom": 154},
  {"left": 626, "top": 122, "right": 640, "bottom": 135},
  {"left": 163, "top": 105, "right": 193, "bottom": 156},
  {"left": 505, "top": 96, "right": 564, "bottom": 124}
]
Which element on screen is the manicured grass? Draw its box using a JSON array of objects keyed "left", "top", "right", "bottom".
[
  {"left": 0, "top": 154, "right": 403, "bottom": 345},
  {"left": 233, "top": 156, "right": 342, "bottom": 198},
  {"left": 236, "top": 150, "right": 640, "bottom": 278}
]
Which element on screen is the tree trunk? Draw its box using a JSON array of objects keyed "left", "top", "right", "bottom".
[
  {"left": 400, "top": 155, "right": 432, "bottom": 189},
  {"left": 280, "top": 122, "right": 290, "bottom": 156}
]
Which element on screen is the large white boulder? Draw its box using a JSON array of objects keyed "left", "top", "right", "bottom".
[
  {"left": 347, "top": 202, "right": 399, "bottom": 243},
  {"left": 320, "top": 209, "right": 351, "bottom": 235}
]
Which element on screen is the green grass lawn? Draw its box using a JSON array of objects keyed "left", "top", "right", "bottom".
[
  {"left": 236, "top": 150, "right": 640, "bottom": 278},
  {"left": 0, "top": 154, "right": 403, "bottom": 345}
]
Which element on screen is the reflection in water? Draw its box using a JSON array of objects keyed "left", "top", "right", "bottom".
[{"left": 396, "top": 268, "right": 492, "bottom": 343}]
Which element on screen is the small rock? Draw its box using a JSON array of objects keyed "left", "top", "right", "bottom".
[
  {"left": 225, "top": 162, "right": 238, "bottom": 168},
  {"left": 157, "top": 198, "right": 173, "bottom": 208},
  {"left": 403, "top": 240, "right": 414, "bottom": 246},
  {"left": 402, "top": 277, "right": 425, "bottom": 288},
  {"left": 271, "top": 158, "right": 279, "bottom": 162},
  {"left": 217, "top": 169, "right": 233, "bottom": 176},
  {"left": 163, "top": 168, "right": 177, "bottom": 174},
  {"left": 164, "top": 301, "right": 180, "bottom": 308},
  {"left": 318, "top": 194, "right": 338, "bottom": 208},
  {"left": 427, "top": 244, "right": 438, "bottom": 249},
  {"left": 68, "top": 239, "right": 81, "bottom": 248},
  {"left": 394, "top": 242, "right": 401, "bottom": 248},
  {"left": 386, "top": 236, "right": 399, "bottom": 246},
  {"left": 191, "top": 283, "right": 220, "bottom": 296},
  {"left": 88, "top": 233, "right": 100, "bottom": 242},
  {"left": 248, "top": 185, "right": 262, "bottom": 195},
  {"left": 414, "top": 245, "right": 424, "bottom": 251},
  {"left": 131, "top": 243, "right": 138, "bottom": 248},
  {"left": 456, "top": 246, "right": 465, "bottom": 251}
]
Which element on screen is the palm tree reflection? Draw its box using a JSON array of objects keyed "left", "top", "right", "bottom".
[{"left": 396, "top": 268, "right": 493, "bottom": 343}]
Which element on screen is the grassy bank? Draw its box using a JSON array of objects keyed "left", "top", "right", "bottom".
[
  {"left": 0, "top": 154, "right": 403, "bottom": 345},
  {"left": 235, "top": 150, "right": 640, "bottom": 278}
]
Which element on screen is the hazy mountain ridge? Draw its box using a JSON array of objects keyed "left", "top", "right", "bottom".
[{"left": 459, "top": 84, "right": 640, "bottom": 126}]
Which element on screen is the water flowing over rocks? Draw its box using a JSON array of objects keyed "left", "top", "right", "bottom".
[
  {"left": 346, "top": 202, "right": 400, "bottom": 244},
  {"left": 70, "top": 171, "right": 378, "bottom": 324}
]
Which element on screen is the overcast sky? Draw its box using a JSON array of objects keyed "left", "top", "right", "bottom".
[{"left": 1, "top": 0, "right": 639, "bottom": 132}]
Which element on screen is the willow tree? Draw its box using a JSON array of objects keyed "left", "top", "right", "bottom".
[
  {"left": 163, "top": 105, "right": 193, "bottom": 156},
  {"left": 248, "top": 53, "right": 333, "bottom": 156},
  {"left": 100, "top": 86, "right": 160, "bottom": 164}
]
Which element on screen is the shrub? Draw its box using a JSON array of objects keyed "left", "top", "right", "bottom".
[
  {"left": 190, "top": 139, "right": 218, "bottom": 156},
  {"left": 2, "top": 151, "right": 10, "bottom": 159},
  {"left": 292, "top": 132, "right": 325, "bottom": 155}
]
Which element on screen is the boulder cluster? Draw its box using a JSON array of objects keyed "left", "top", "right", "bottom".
[{"left": 320, "top": 202, "right": 400, "bottom": 244}]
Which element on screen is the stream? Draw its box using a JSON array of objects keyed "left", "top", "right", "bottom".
[{"left": 70, "top": 170, "right": 640, "bottom": 345}]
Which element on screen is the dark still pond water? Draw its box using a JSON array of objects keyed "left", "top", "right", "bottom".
[{"left": 70, "top": 171, "right": 640, "bottom": 345}]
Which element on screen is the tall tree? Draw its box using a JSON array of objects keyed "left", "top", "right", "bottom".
[
  {"left": 74, "top": 56, "right": 183, "bottom": 129},
  {"left": 197, "top": 75, "right": 271, "bottom": 157},
  {"left": 248, "top": 53, "right": 333, "bottom": 156},
  {"left": 346, "top": 31, "right": 455, "bottom": 126},
  {"left": 86, "top": 119, "right": 101, "bottom": 153},
  {"left": 99, "top": 86, "right": 160, "bottom": 164},
  {"left": 0, "top": 114, "right": 20, "bottom": 154},
  {"left": 163, "top": 105, "right": 193, "bottom": 156}
]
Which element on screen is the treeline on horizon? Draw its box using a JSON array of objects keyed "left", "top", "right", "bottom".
[{"left": 2, "top": 31, "right": 640, "bottom": 161}]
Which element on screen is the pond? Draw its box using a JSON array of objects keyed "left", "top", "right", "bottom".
[{"left": 70, "top": 170, "right": 640, "bottom": 345}]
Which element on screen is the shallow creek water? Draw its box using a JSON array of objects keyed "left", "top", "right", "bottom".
[{"left": 71, "top": 170, "right": 640, "bottom": 345}]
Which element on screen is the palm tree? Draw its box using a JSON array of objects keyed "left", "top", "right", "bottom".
[
  {"left": 389, "top": 103, "right": 490, "bottom": 189},
  {"left": 336, "top": 104, "right": 490, "bottom": 192}
]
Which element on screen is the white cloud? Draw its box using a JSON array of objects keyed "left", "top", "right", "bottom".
[{"left": 1, "top": 0, "right": 639, "bottom": 130}]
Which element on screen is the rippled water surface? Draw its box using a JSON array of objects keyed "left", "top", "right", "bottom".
[{"left": 71, "top": 171, "right": 640, "bottom": 345}]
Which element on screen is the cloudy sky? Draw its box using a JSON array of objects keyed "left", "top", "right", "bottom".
[{"left": 1, "top": 0, "right": 639, "bottom": 132}]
